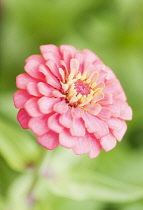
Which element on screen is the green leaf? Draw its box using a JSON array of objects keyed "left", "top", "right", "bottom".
[
  {"left": 32, "top": 147, "right": 143, "bottom": 203},
  {"left": 6, "top": 173, "right": 33, "bottom": 210},
  {"left": 0, "top": 118, "right": 40, "bottom": 171},
  {"left": 0, "top": 156, "right": 19, "bottom": 196}
]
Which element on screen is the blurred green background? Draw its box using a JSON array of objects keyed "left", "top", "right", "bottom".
[{"left": 0, "top": 0, "right": 143, "bottom": 209}]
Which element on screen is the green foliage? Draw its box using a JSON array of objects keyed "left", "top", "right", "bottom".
[{"left": 0, "top": 0, "right": 143, "bottom": 209}]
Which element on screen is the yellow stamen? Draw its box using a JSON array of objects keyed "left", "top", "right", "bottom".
[
  {"left": 76, "top": 93, "right": 82, "bottom": 100},
  {"left": 90, "top": 89, "right": 94, "bottom": 95},
  {"left": 84, "top": 79, "right": 91, "bottom": 83},
  {"left": 76, "top": 72, "right": 81, "bottom": 79},
  {"left": 67, "top": 78, "right": 77, "bottom": 86},
  {"left": 60, "top": 82, "right": 69, "bottom": 91},
  {"left": 80, "top": 71, "right": 89, "bottom": 81},
  {"left": 70, "top": 94, "right": 79, "bottom": 103},
  {"left": 68, "top": 68, "right": 76, "bottom": 80},
  {"left": 91, "top": 83, "right": 97, "bottom": 88}
]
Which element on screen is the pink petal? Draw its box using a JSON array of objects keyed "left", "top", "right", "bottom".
[
  {"left": 97, "top": 71, "right": 108, "bottom": 83},
  {"left": 105, "top": 66, "right": 116, "bottom": 80},
  {"left": 70, "top": 118, "right": 85, "bottom": 137},
  {"left": 17, "top": 109, "right": 31, "bottom": 129},
  {"left": 72, "top": 134, "right": 90, "bottom": 155},
  {"left": 28, "top": 115, "right": 49, "bottom": 136},
  {"left": 24, "top": 60, "right": 45, "bottom": 80},
  {"left": 89, "top": 135, "right": 101, "bottom": 158},
  {"left": 13, "top": 90, "right": 31, "bottom": 108},
  {"left": 26, "top": 82, "right": 41, "bottom": 97},
  {"left": 100, "top": 133, "right": 116, "bottom": 152},
  {"left": 47, "top": 113, "right": 63, "bottom": 133},
  {"left": 46, "top": 60, "right": 61, "bottom": 79},
  {"left": 82, "top": 49, "right": 99, "bottom": 63},
  {"left": 94, "top": 81, "right": 105, "bottom": 90},
  {"left": 114, "top": 91, "right": 127, "bottom": 101},
  {"left": 107, "top": 118, "right": 124, "bottom": 133},
  {"left": 120, "top": 102, "right": 133, "bottom": 120},
  {"left": 53, "top": 100, "right": 68, "bottom": 114},
  {"left": 82, "top": 112, "right": 109, "bottom": 138},
  {"left": 82, "top": 50, "right": 98, "bottom": 64},
  {"left": 70, "top": 59, "right": 79, "bottom": 72},
  {"left": 37, "top": 82, "right": 55, "bottom": 97},
  {"left": 40, "top": 44, "right": 59, "bottom": 55},
  {"left": 59, "top": 129, "right": 76, "bottom": 149},
  {"left": 74, "top": 51, "right": 84, "bottom": 73},
  {"left": 60, "top": 60, "right": 68, "bottom": 74},
  {"left": 98, "top": 108, "right": 111, "bottom": 121},
  {"left": 104, "top": 79, "right": 121, "bottom": 96},
  {"left": 103, "top": 102, "right": 120, "bottom": 118},
  {"left": 83, "top": 104, "right": 101, "bottom": 115},
  {"left": 112, "top": 121, "right": 127, "bottom": 142},
  {"left": 84, "top": 63, "right": 95, "bottom": 74},
  {"left": 59, "top": 109, "right": 72, "bottom": 128},
  {"left": 99, "top": 92, "right": 113, "bottom": 105},
  {"left": 16, "top": 73, "right": 38, "bottom": 89},
  {"left": 60, "top": 45, "right": 76, "bottom": 69},
  {"left": 92, "top": 92, "right": 104, "bottom": 103},
  {"left": 24, "top": 98, "right": 42, "bottom": 117},
  {"left": 43, "top": 51, "right": 60, "bottom": 63},
  {"left": 71, "top": 107, "right": 84, "bottom": 118},
  {"left": 93, "top": 60, "right": 104, "bottom": 73},
  {"left": 39, "top": 64, "right": 61, "bottom": 89},
  {"left": 38, "top": 131, "right": 59, "bottom": 150},
  {"left": 25, "top": 55, "right": 45, "bottom": 63},
  {"left": 59, "top": 68, "right": 66, "bottom": 82},
  {"left": 52, "top": 90, "right": 65, "bottom": 98},
  {"left": 38, "top": 96, "right": 60, "bottom": 114}
]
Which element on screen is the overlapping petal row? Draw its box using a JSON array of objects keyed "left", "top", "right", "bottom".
[{"left": 13, "top": 45, "right": 132, "bottom": 158}]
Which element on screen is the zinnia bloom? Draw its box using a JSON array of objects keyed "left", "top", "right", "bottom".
[{"left": 13, "top": 45, "right": 132, "bottom": 158}]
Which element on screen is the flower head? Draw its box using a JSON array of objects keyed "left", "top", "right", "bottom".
[{"left": 13, "top": 45, "right": 132, "bottom": 158}]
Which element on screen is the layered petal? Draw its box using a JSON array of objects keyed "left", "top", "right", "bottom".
[
  {"left": 47, "top": 113, "right": 63, "bottom": 133},
  {"left": 82, "top": 112, "right": 109, "bottom": 138},
  {"left": 39, "top": 64, "right": 61, "bottom": 89},
  {"left": 120, "top": 102, "right": 133, "bottom": 120},
  {"left": 112, "top": 121, "right": 127, "bottom": 142},
  {"left": 72, "top": 133, "right": 90, "bottom": 155},
  {"left": 89, "top": 134, "right": 102, "bottom": 158},
  {"left": 24, "top": 98, "right": 42, "bottom": 117},
  {"left": 53, "top": 100, "right": 68, "bottom": 114},
  {"left": 100, "top": 133, "right": 116, "bottom": 152},
  {"left": 26, "top": 82, "right": 41, "bottom": 97},
  {"left": 70, "top": 118, "right": 85, "bottom": 137},
  {"left": 59, "top": 129, "right": 76, "bottom": 149},
  {"left": 24, "top": 59, "right": 45, "bottom": 80},
  {"left": 38, "top": 131, "right": 59, "bottom": 150},
  {"left": 17, "top": 109, "right": 31, "bottom": 129},
  {"left": 37, "top": 82, "right": 55, "bottom": 96},
  {"left": 59, "top": 109, "right": 72, "bottom": 128},
  {"left": 13, "top": 90, "right": 31, "bottom": 108},
  {"left": 28, "top": 115, "right": 49, "bottom": 136},
  {"left": 16, "top": 73, "right": 38, "bottom": 89},
  {"left": 38, "top": 97, "right": 60, "bottom": 114}
]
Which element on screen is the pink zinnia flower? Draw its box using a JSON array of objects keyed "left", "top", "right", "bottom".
[{"left": 13, "top": 45, "right": 132, "bottom": 158}]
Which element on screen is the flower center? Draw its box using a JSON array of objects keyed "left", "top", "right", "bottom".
[
  {"left": 74, "top": 80, "right": 90, "bottom": 96},
  {"left": 60, "top": 59, "right": 105, "bottom": 108}
]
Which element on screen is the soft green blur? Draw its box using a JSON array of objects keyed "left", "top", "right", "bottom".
[{"left": 0, "top": 0, "right": 143, "bottom": 209}]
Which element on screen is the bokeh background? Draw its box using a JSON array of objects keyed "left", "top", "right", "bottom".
[{"left": 0, "top": 0, "right": 143, "bottom": 209}]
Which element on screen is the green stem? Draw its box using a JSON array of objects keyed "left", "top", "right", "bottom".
[{"left": 27, "top": 148, "right": 48, "bottom": 195}]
